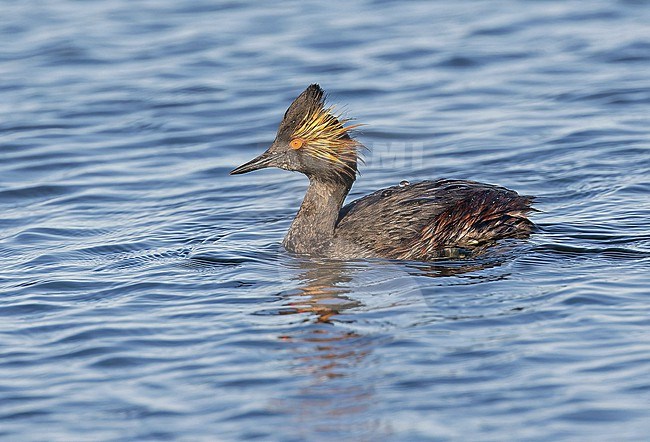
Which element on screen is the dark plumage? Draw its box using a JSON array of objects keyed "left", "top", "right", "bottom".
[
  {"left": 336, "top": 179, "right": 534, "bottom": 260},
  {"left": 231, "top": 84, "right": 535, "bottom": 261}
]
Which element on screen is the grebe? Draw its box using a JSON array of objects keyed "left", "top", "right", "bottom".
[{"left": 231, "top": 84, "right": 535, "bottom": 261}]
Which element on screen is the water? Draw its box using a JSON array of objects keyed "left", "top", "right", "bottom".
[{"left": 1, "top": 0, "right": 649, "bottom": 440}]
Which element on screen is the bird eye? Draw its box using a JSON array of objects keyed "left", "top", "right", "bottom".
[{"left": 290, "top": 138, "right": 304, "bottom": 150}]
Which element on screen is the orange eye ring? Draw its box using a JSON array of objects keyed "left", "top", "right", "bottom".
[{"left": 289, "top": 138, "right": 304, "bottom": 150}]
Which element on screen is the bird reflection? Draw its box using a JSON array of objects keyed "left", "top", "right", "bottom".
[
  {"left": 272, "top": 259, "right": 386, "bottom": 438},
  {"left": 270, "top": 254, "right": 511, "bottom": 438},
  {"left": 279, "top": 260, "right": 361, "bottom": 323}
]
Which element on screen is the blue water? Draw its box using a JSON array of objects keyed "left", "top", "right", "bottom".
[{"left": 2, "top": 0, "right": 649, "bottom": 440}]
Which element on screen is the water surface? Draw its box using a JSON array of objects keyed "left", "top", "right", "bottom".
[{"left": 1, "top": 0, "right": 649, "bottom": 440}]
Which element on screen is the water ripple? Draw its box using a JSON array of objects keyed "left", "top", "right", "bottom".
[{"left": 1, "top": 0, "right": 649, "bottom": 440}]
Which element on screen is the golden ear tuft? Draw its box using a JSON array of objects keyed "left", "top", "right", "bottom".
[
  {"left": 290, "top": 138, "right": 304, "bottom": 150},
  {"left": 287, "top": 89, "right": 365, "bottom": 181}
]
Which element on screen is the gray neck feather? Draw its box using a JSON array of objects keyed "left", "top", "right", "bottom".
[{"left": 282, "top": 176, "right": 353, "bottom": 255}]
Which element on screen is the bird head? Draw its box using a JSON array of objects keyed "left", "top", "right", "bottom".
[{"left": 230, "top": 84, "right": 363, "bottom": 183}]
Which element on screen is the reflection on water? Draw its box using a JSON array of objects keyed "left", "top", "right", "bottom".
[
  {"left": 270, "top": 256, "right": 513, "bottom": 438},
  {"left": 272, "top": 260, "right": 387, "bottom": 439},
  {"left": 279, "top": 261, "right": 362, "bottom": 324}
]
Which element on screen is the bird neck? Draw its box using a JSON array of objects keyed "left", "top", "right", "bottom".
[{"left": 283, "top": 175, "right": 353, "bottom": 255}]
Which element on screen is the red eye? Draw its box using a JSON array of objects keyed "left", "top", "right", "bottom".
[{"left": 290, "top": 138, "right": 304, "bottom": 149}]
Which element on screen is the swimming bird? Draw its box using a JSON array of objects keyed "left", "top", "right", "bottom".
[{"left": 231, "top": 84, "right": 535, "bottom": 261}]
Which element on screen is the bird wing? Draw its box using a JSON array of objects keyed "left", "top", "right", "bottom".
[{"left": 334, "top": 179, "right": 535, "bottom": 260}]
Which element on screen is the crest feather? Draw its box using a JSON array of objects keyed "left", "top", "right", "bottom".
[{"left": 290, "top": 86, "right": 364, "bottom": 180}]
